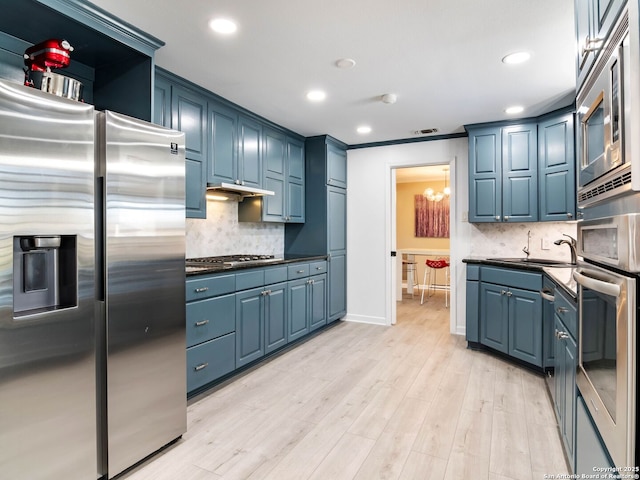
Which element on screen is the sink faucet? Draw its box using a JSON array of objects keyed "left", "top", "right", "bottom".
[
  {"left": 554, "top": 234, "right": 577, "bottom": 265},
  {"left": 522, "top": 230, "right": 531, "bottom": 258}
]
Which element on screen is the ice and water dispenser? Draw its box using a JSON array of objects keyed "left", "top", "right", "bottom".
[{"left": 13, "top": 235, "right": 77, "bottom": 316}]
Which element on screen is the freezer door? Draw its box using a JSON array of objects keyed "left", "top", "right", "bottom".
[
  {"left": 99, "top": 111, "right": 186, "bottom": 478},
  {"left": 0, "top": 80, "right": 98, "bottom": 479}
]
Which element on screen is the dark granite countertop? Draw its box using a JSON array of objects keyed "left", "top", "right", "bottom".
[{"left": 186, "top": 254, "right": 328, "bottom": 277}]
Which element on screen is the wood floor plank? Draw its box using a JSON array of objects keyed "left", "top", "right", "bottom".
[
  {"left": 307, "top": 433, "right": 376, "bottom": 480},
  {"left": 398, "top": 451, "right": 448, "bottom": 480}
]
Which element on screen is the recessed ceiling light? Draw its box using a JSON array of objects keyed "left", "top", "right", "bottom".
[
  {"left": 357, "top": 125, "right": 372, "bottom": 134},
  {"left": 335, "top": 58, "right": 356, "bottom": 69},
  {"left": 381, "top": 93, "right": 397, "bottom": 104},
  {"left": 209, "top": 18, "right": 238, "bottom": 34},
  {"left": 502, "top": 51, "right": 531, "bottom": 65},
  {"left": 306, "top": 90, "right": 326, "bottom": 102},
  {"left": 505, "top": 105, "right": 524, "bottom": 114}
]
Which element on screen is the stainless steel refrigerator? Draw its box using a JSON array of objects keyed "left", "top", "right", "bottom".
[{"left": 0, "top": 79, "right": 186, "bottom": 480}]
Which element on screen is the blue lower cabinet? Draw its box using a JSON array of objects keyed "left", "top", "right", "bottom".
[
  {"left": 288, "top": 278, "right": 309, "bottom": 341},
  {"left": 186, "top": 293, "right": 235, "bottom": 348},
  {"left": 465, "top": 265, "right": 480, "bottom": 343},
  {"left": 309, "top": 274, "right": 327, "bottom": 331},
  {"left": 479, "top": 277, "right": 543, "bottom": 367},
  {"left": 265, "top": 283, "right": 287, "bottom": 353},
  {"left": 187, "top": 333, "right": 236, "bottom": 392},
  {"left": 236, "top": 287, "right": 265, "bottom": 367}
]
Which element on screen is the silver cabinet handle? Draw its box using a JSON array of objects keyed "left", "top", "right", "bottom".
[
  {"left": 582, "top": 37, "right": 603, "bottom": 54},
  {"left": 501, "top": 290, "right": 507, "bottom": 295},
  {"left": 505, "top": 291, "right": 512, "bottom": 297},
  {"left": 316, "top": 266, "right": 323, "bottom": 270},
  {"left": 235, "top": 179, "right": 241, "bottom": 185},
  {"left": 195, "top": 287, "right": 209, "bottom": 293},
  {"left": 495, "top": 215, "right": 501, "bottom": 221},
  {"left": 540, "top": 289, "right": 555, "bottom": 302},
  {"left": 195, "top": 320, "right": 210, "bottom": 327},
  {"left": 504, "top": 216, "right": 509, "bottom": 221},
  {"left": 261, "top": 290, "right": 268, "bottom": 296},
  {"left": 297, "top": 270, "right": 305, "bottom": 274},
  {"left": 556, "top": 330, "right": 569, "bottom": 340},
  {"left": 194, "top": 363, "right": 208, "bottom": 371},
  {"left": 556, "top": 306, "right": 568, "bottom": 314},
  {"left": 590, "top": 398, "right": 599, "bottom": 413},
  {"left": 567, "top": 212, "right": 573, "bottom": 218}
]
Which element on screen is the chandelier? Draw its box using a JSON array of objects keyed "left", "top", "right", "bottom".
[{"left": 423, "top": 167, "right": 450, "bottom": 202}]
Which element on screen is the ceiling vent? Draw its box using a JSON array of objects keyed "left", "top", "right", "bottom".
[{"left": 414, "top": 128, "right": 438, "bottom": 135}]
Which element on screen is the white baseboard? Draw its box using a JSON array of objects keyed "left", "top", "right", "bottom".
[{"left": 342, "top": 313, "right": 388, "bottom": 326}]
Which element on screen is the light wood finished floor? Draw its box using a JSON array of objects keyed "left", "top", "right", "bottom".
[{"left": 118, "top": 291, "right": 570, "bottom": 480}]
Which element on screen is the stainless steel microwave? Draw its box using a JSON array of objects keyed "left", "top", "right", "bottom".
[{"left": 576, "top": 7, "right": 640, "bottom": 208}]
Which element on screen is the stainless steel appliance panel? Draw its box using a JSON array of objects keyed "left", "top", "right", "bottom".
[
  {"left": 0, "top": 80, "right": 97, "bottom": 479},
  {"left": 99, "top": 111, "right": 186, "bottom": 478}
]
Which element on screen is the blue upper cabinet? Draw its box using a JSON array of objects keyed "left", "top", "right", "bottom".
[
  {"left": 172, "top": 85, "right": 207, "bottom": 219},
  {"left": 208, "top": 101, "right": 238, "bottom": 185},
  {"left": 327, "top": 143, "right": 348, "bottom": 188},
  {"left": 502, "top": 123, "right": 538, "bottom": 222},
  {"left": 538, "top": 111, "right": 576, "bottom": 221},
  {"left": 468, "top": 127, "right": 502, "bottom": 222},
  {"left": 468, "top": 123, "right": 537, "bottom": 222},
  {"left": 285, "top": 137, "right": 305, "bottom": 223},
  {"left": 468, "top": 109, "right": 576, "bottom": 224},
  {"left": 575, "top": 0, "right": 625, "bottom": 89},
  {"left": 238, "top": 115, "right": 262, "bottom": 188}
]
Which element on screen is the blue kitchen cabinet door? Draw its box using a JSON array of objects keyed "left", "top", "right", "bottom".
[
  {"left": 286, "top": 136, "right": 305, "bottom": 223},
  {"left": 575, "top": 396, "right": 614, "bottom": 475},
  {"left": 238, "top": 115, "right": 262, "bottom": 189},
  {"left": 186, "top": 293, "right": 235, "bottom": 348},
  {"left": 508, "top": 286, "right": 542, "bottom": 366},
  {"left": 326, "top": 142, "right": 347, "bottom": 188},
  {"left": 479, "top": 282, "right": 509, "bottom": 354},
  {"left": 542, "top": 277, "right": 556, "bottom": 368},
  {"left": 328, "top": 187, "right": 347, "bottom": 253},
  {"left": 309, "top": 274, "right": 327, "bottom": 331},
  {"left": 235, "top": 288, "right": 265, "bottom": 367},
  {"left": 502, "top": 123, "right": 538, "bottom": 222},
  {"left": 153, "top": 75, "right": 171, "bottom": 127},
  {"left": 468, "top": 127, "right": 501, "bottom": 222},
  {"left": 187, "top": 333, "right": 236, "bottom": 393},
  {"left": 575, "top": 0, "right": 597, "bottom": 89},
  {"left": 328, "top": 253, "right": 346, "bottom": 322},
  {"left": 265, "top": 283, "right": 287, "bottom": 353},
  {"left": 592, "top": 0, "right": 625, "bottom": 54},
  {"left": 172, "top": 85, "right": 207, "bottom": 219},
  {"left": 465, "top": 265, "right": 480, "bottom": 343},
  {"left": 208, "top": 101, "right": 238, "bottom": 185},
  {"left": 288, "top": 278, "right": 309, "bottom": 342},
  {"left": 262, "top": 128, "right": 287, "bottom": 222},
  {"left": 539, "top": 112, "right": 576, "bottom": 221},
  {"left": 554, "top": 313, "right": 577, "bottom": 468}
]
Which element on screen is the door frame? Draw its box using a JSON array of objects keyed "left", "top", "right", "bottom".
[{"left": 386, "top": 158, "right": 458, "bottom": 332}]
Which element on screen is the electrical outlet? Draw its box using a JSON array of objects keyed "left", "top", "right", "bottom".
[{"left": 541, "top": 237, "right": 551, "bottom": 250}]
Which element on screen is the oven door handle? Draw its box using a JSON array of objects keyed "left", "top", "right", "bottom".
[{"left": 573, "top": 269, "right": 622, "bottom": 297}]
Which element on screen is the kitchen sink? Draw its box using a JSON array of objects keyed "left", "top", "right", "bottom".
[{"left": 487, "top": 257, "right": 574, "bottom": 267}]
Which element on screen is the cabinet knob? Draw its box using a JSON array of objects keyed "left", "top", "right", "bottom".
[
  {"left": 501, "top": 290, "right": 507, "bottom": 295},
  {"left": 567, "top": 212, "right": 573, "bottom": 218},
  {"left": 504, "top": 216, "right": 509, "bottom": 221},
  {"left": 235, "top": 179, "right": 241, "bottom": 185},
  {"left": 505, "top": 291, "right": 512, "bottom": 297},
  {"left": 495, "top": 215, "right": 501, "bottom": 221}
]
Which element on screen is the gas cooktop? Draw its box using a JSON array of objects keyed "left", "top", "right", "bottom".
[{"left": 186, "top": 254, "right": 283, "bottom": 268}]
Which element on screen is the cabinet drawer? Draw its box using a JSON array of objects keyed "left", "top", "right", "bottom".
[
  {"left": 481, "top": 267, "right": 542, "bottom": 291},
  {"left": 187, "top": 333, "right": 236, "bottom": 392},
  {"left": 186, "top": 274, "right": 235, "bottom": 301},
  {"left": 288, "top": 263, "right": 309, "bottom": 280},
  {"left": 554, "top": 288, "right": 577, "bottom": 338},
  {"left": 265, "top": 266, "right": 288, "bottom": 284},
  {"left": 309, "top": 261, "right": 327, "bottom": 275},
  {"left": 236, "top": 269, "right": 265, "bottom": 291},
  {"left": 186, "top": 293, "right": 235, "bottom": 347}
]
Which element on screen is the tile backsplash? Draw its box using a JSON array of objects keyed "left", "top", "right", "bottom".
[
  {"left": 468, "top": 221, "right": 578, "bottom": 261},
  {"left": 185, "top": 198, "right": 284, "bottom": 259}
]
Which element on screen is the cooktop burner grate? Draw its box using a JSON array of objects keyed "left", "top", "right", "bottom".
[{"left": 186, "top": 254, "right": 282, "bottom": 267}]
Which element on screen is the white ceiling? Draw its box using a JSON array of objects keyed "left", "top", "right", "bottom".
[{"left": 91, "top": 0, "right": 576, "bottom": 146}]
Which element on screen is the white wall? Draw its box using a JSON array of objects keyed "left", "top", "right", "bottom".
[{"left": 345, "top": 138, "right": 472, "bottom": 333}]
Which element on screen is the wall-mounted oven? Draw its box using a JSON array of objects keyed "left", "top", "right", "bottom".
[
  {"left": 577, "top": 6, "right": 640, "bottom": 208},
  {"left": 575, "top": 214, "right": 637, "bottom": 468}
]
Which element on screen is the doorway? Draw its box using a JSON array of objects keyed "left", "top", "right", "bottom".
[{"left": 388, "top": 161, "right": 458, "bottom": 331}]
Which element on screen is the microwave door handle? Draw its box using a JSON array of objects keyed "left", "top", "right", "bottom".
[{"left": 573, "top": 270, "right": 621, "bottom": 297}]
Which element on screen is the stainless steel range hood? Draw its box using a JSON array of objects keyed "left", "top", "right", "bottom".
[{"left": 206, "top": 182, "right": 275, "bottom": 198}]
